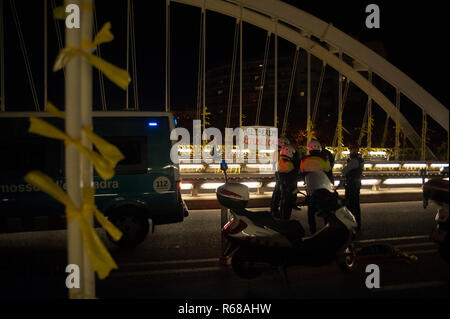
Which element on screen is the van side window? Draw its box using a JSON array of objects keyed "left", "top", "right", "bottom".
[
  {"left": 99, "top": 136, "right": 148, "bottom": 175},
  {"left": 0, "top": 138, "right": 62, "bottom": 178}
]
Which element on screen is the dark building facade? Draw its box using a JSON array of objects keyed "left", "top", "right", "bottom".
[{"left": 204, "top": 41, "right": 391, "bottom": 147}]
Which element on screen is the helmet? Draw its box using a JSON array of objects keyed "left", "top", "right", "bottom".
[
  {"left": 278, "top": 137, "right": 291, "bottom": 147},
  {"left": 307, "top": 139, "right": 322, "bottom": 152},
  {"left": 280, "top": 144, "right": 294, "bottom": 158}
]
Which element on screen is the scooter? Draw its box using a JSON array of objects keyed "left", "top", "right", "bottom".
[
  {"left": 423, "top": 166, "right": 449, "bottom": 262},
  {"left": 217, "top": 160, "right": 357, "bottom": 279}
]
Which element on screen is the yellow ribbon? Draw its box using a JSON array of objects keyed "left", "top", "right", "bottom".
[
  {"left": 53, "top": 22, "right": 130, "bottom": 90},
  {"left": 368, "top": 116, "right": 374, "bottom": 130},
  {"left": 28, "top": 116, "right": 123, "bottom": 181},
  {"left": 24, "top": 171, "right": 122, "bottom": 280},
  {"left": 336, "top": 122, "right": 350, "bottom": 135},
  {"left": 82, "top": 22, "right": 114, "bottom": 51}
]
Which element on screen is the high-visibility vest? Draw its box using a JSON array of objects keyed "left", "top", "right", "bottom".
[
  {"left": 277, "top": 144, "right": 296, "bottom": 173},
  {"left": 300, "top": 155, "right": 331, "bottom": 173}
]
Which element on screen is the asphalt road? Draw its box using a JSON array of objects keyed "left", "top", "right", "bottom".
[{"left": 0, "top": 201, "right": 448, "bottom": 301}]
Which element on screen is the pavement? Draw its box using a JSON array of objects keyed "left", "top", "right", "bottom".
[{"left": 183, "top": 187, "right": 423, "bottom": 210}]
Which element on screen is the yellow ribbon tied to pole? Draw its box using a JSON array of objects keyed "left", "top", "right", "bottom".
[
  {"left": 24, "top": 171, "right": 122, "bottom": 280},
  {"left": 29, "top": 117, "right": 117, "bottom": 180},
  {"left": 45, "top": 102, "right": 125, "bottom": 169},
  {"left": 53, "top": 22, "right": 130, "bottom": 90}
]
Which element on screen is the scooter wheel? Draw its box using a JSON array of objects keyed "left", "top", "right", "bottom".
[
  {"left": 337, "top": 246, "right": 355, "bottom": 272},
  {"left": 231, "top": 249, "right": 262, "bottom": 279}
]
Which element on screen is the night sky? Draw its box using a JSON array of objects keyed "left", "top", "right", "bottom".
[{"left": 1, "top": 0, "right": 448, "bottom": 139}]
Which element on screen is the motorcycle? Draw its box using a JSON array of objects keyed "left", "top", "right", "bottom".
[
  {"left": 423, "top": 166, "right": 449, "bottom": 262},
  {"left": 217, "top": 160, "right": 357, "bottom": 279}
]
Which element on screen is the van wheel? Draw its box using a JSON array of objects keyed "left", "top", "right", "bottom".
[{"left": 107, "top": 209, "right": 150, "bottom": 248}]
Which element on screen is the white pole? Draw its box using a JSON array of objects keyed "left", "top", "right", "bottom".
[
  {"left": 65, "top": 0, "right": 83, "bottom": 299},
  {"left": 80, "top": 0, "right": 95, "bottom": 298}
]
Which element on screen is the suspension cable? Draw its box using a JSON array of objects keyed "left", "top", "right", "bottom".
[
  {"left": 93, "top": 2, "right": 106, "bottom": 110},
  {"left": 202, "top": 3, "right": 206, "bottom": 131},
  {"left": 281, "top": 47, "right": 300, "bottom": 137},
  {"left": 165, "top": 0, "right": 170, "bottom": 112},
  {"left": 126, "top": 0, "right": 130, "bottom": 109},
  {"left": 311, "top": 62, "right": 326, "bottom": 125},
  {"left": 255, "top": 32, "right": 271, "bottom": 126},
  {"left": 226, "top": 20, "right": 239, "bottom": 128},
  {"left": 51, "top": 0, "right": 66, "bottom": 79},
  {"left": 196, "top": 10, "right": 204, "bottom": 120},
  {"left": 357, "top": 103, "right": 369, "bottom": 146},
  {"left": 421, "top": 110, "right": 427, "bottom": 161},
  {"left": 10, "top": 0, "right": 40, "bottom": 111},
  {"left": 332, "top": 78, "right": 350, "bottom": 147},
  {"left": 381, "top": 114, "right": 389, "bottom": 147},
  {"left": 44, "top": 0, "right": 47, "bottom": 109}
]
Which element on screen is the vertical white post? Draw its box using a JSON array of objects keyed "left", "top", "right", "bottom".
[
  {"left": 165, "top": 0, "right": 170, "bottom": 112},
  {"left": 274, "top": 18, "right": 278, "bottom": 128},
  {"left": 0, "top": 0, "right": 4, "bottom": 111},
  {"left": 44, "top": 0, "right": 48, "bottom": 109},
  {"left": 65, "top": 0, "right": 83, "bottom": 299},
  {"left": 80, "top": 0, "right": 95, "bottom": 298},
  {"left": 239, "top": 4, "right": 242, "bottom": 128}
]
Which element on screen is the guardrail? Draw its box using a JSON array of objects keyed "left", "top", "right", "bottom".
[{"left": 179, "top": 161, "right": 449, "bottom": 196}]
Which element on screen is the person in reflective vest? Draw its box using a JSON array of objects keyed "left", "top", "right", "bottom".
[
  {"left": 321, "top": 145, "right": 335, "bottom": 183},
  {"left": 342, "top": 143, "right": 364, "bottom": 230},
  {"left": 299, "top": 139, "right": 331, "bottom": 234},
  {"left": 270, "top": 137, "right": 300, "bottom": 220}
]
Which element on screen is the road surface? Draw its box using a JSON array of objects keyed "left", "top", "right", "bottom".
[{"left": 0, "top": 201, "right": 447, "bottom": 301}]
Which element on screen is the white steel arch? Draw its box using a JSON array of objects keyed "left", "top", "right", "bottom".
[{"left": 171, "top": 0, "right": 448, "bottom": 158}]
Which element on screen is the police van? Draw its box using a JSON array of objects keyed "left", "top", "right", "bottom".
[{"left": 0, "top": 112, "right": 188, "bottom": 247}]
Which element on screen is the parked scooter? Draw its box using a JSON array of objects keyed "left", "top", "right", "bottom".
[
  {"left": 217, "top": 160, "right": 357, "bottom": 279},
  {"left": 423, "top": 166, "right": 449, "bottom": 262}
]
